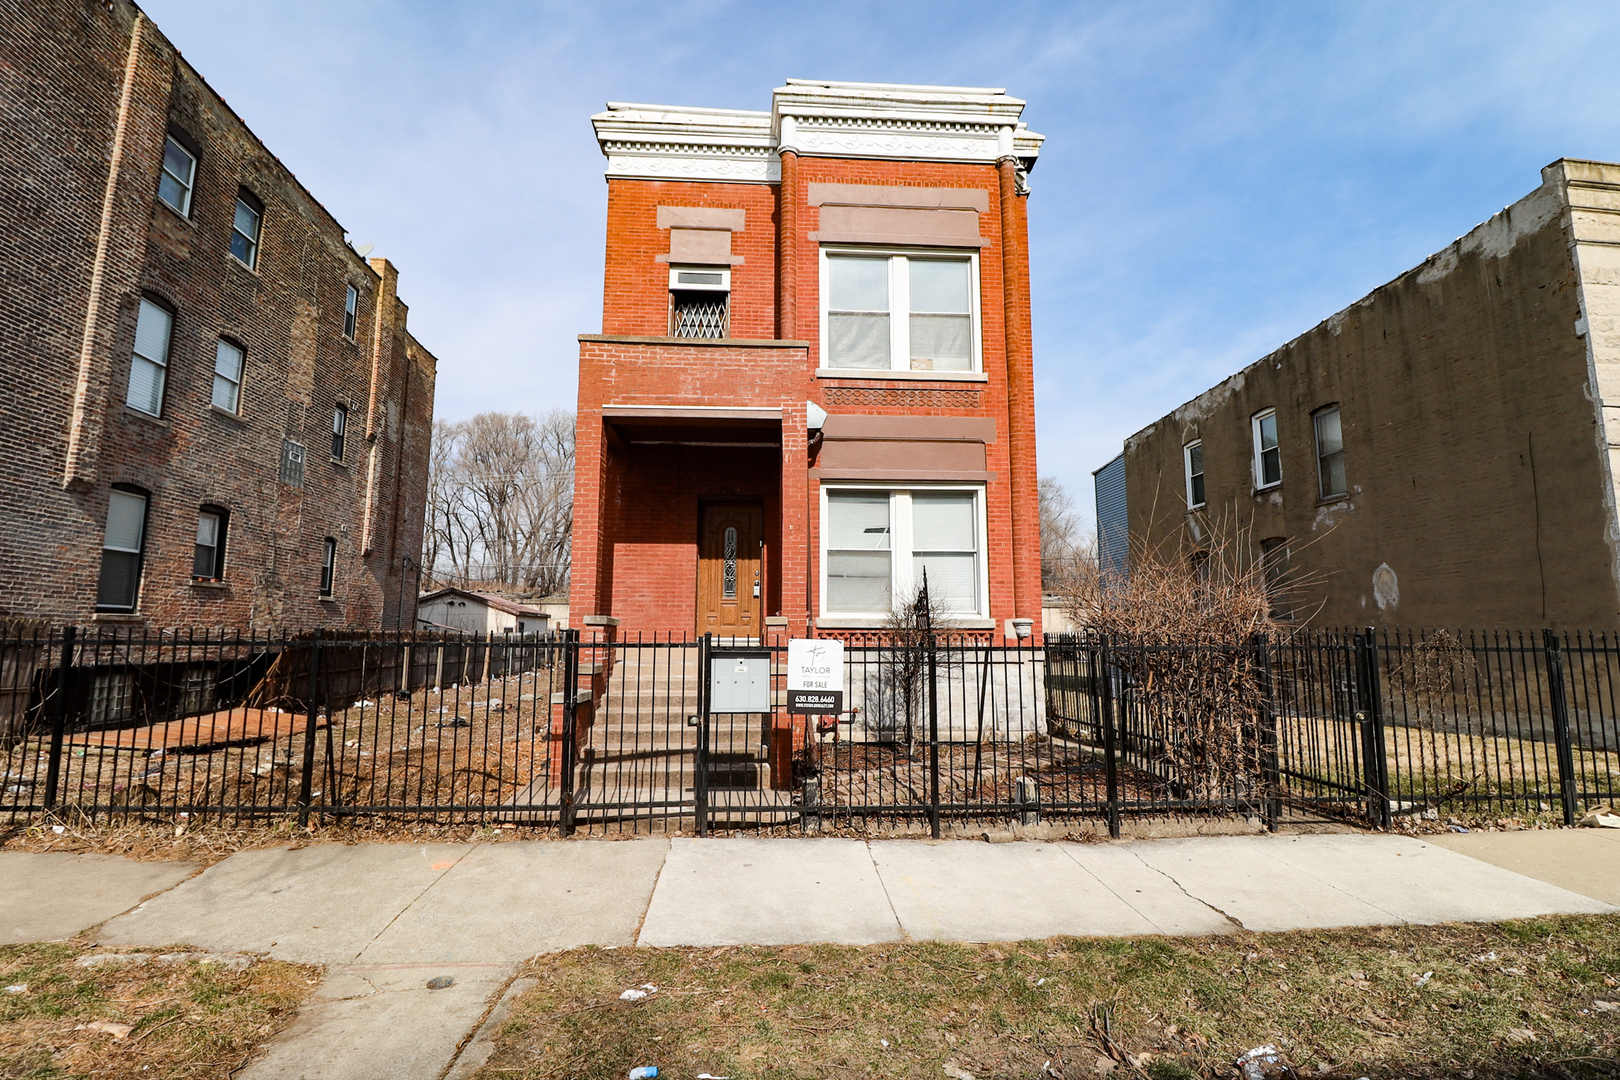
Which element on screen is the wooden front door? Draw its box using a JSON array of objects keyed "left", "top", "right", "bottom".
[{"left": 698, "top": 503, "right": 763, "bottom": 637}]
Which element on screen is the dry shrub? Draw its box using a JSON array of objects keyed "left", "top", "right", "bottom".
[{"left": 1053, "top": 520, "right": 1299, "bottom": 800}]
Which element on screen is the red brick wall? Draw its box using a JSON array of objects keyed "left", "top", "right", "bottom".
[
  {"left": 601, "top": 179, "right": 779, "bottom": 339},
  {"left": 575, "top": 145, "right": 1042, "bottom": 637},
  {"left": 0, "top": 0, "right": 435, "bottom": 631}
]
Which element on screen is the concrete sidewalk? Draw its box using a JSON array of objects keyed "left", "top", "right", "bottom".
[{"left": 3, "top": 831, "right": 1613, "bottom": 1079}]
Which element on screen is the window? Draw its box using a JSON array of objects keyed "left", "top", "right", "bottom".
[
  {"left": 331, "top": 404, "right": 348, "bottom": 461},
  {"left": 126, "top": 297, "right": 172, "bottom": 416},
  {"left": 668, "top": 267, "right": 729, "bottom": 338},
  {"left": 1183, "top": 440, "right": 1205, "bottom": 509},
  {"left": 821, "top": 251, "right": 978, "bottom": 373},
  {"left": 157, "top": 135, "right": 196, "bottom": 215},
  {"left": 319, "top": 536, "right": 337, "bottom": 597},
  {"left": 96, "top": 486, "right": 148, "bottom": 611},
  {"left": 193, "top": 507, "right": 227, "bottom": 581},
  {"left": 1259, "top": 537, "right": 1291, "bottom": 620},
  {"left": 1314, "top": 405, "right": 1346, "bottom": 498},
  {"left": 1251, "top": 409, "right": 1281, "bottom": 488},
  {"left": 822, "top": 487, "right": 985, "bottom": 617},
  {"left": 230, "top": 192, "right": 262, "bottom": 269},
  {"left": 344, "top": 284, "right": 359, "bottom": 339},
  {"left": 212, "top": 338, "right": 244, "bottom": 413}
]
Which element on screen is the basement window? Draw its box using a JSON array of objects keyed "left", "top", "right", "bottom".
[{"left": 669, "top": 267, "right": 729, "bottom": 338}]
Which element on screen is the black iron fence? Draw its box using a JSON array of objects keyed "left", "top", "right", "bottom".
[{"left": 2, "top": 624, "right": 1616, "bottom": 833}]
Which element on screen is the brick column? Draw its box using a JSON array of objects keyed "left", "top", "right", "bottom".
[
  {"left": 568, "top": 342, "right": 607, "bottom": 619},
  {"left": 777, "top": 148, "right": 799, "bottom": 341},
  {"left": 998, "top": 157, "right": 1042, "bottom": 630}
]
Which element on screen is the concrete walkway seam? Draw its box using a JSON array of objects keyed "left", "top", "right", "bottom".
[
  {"left": 864, "top": 839, "right": 914, "bottom": 943},
  {"left": 347, "top": 842, "right": 479, "bottom": 964}
]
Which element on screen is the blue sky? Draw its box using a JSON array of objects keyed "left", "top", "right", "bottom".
[{"left": 140, "top": 0, "right": 1620, "bottom": 531}]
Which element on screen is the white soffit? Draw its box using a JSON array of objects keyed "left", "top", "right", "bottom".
[{"left": 591, "top": 80, "right": 1044, "bottom": 184}]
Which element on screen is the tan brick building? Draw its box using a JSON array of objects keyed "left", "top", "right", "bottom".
[
  {"left": 1107, "top": 160, "right": 1620, "bottom": 629},
  {"left": 570, "top": 80, "right": 1046, "bottom": 639},
  {"left": 0, "top": 0, "right": 437, "bottom": 631}
]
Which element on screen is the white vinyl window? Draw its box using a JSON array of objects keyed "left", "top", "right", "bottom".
[
  {"left": 821, "top": 486, "right": 986, "bottom": 618},
  {"left": 212, "top": 338, "right": 244, "bottom": 413},
  {"left": 157, "top": 136, "right": 196, "bottom": 216},
  {"left": 344, "top": 284, "right": 359, "bottom": 340},
  {"left": 1252, "top": 409, "right": 1281, "bottom": 489},
  {"left": 1184, "top": 440, "right": 1205, "bottom": 509},
  {"left": 126, "top": 298, "right": 172, "bottom": 416},
  {"left": 820, "top": 250, "right": 979, "bottom": 373},
  {"left": 96, "top": 487, "right": 148, "bottom": 611},
  {"left": 231, "top": 194, "right": 261, "bottom": 269},
  {"left": 1314, "top": 405, "right": 1346, "bottom": 498}
]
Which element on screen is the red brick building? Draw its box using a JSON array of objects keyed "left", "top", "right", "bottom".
[
  {"left": 0, "top": 0, "right": 436, "bottom": 631},
  {"left": 570, "top": 80, "right": 1045, "bottom": 638}
]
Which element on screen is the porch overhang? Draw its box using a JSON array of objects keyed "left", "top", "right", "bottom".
[{"left": 602, "top": 404, "right": 782, "bottom": 447}]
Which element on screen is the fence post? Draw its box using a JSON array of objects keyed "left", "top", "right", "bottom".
[
  {"left": 1542, "top": 628, "right": 1579, "bottom": 827},
  {"left": 1250, "top": 633, "right": 1281, "bottom": 832},
  {"left": 1098, "top": 635, "right": 1122, "bottom": 839},
  {"left": 696, "top": 633, "right": 711, "bottom": 837},
  {"left": 296, "top": 631, "right": 323, "bottom": 828},
  {"left": 918, "top": 577, "right": 941, "bottom": 840},
  {"left": 1354, "top": 628, "right": 1392, "bottom": 830},
  {"left": 41, "top": 625, "right": 78, "bottom": 814},
  {"left": 559, "top": 629, "right": 580, "bottom": 836}
]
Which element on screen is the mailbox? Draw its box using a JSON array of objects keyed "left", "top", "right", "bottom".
[{"left": 709, "top": 650, "right": 772, "bottom": 713}]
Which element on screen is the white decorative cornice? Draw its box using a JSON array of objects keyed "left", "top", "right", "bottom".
[{"left": 592, "top": 80, "right": 1044, "bottom": 184}]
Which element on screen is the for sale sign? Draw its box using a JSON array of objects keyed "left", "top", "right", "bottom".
[{"left": 786, "top": 638, "right": 844, "bottom": 715}]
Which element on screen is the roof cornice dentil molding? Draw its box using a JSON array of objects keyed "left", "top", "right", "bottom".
[{"left": 592, "top": 80, "right": 1044, "bottom": 185}]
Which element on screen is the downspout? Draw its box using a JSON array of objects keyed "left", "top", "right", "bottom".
[{"left": 64, "top": 11, "right": 148, "bottom": 489}]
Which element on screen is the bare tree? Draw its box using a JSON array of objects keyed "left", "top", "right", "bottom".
[
  {"left": 1039, "top": 476, "right": 1079, "bottom": 592},
  {"left": 423, "top": 410, "right": 574, "bottom": 596}
]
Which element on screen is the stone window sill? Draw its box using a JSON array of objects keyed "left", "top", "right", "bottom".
[
  {"left": 122, "top": 406, "right": 168, "bottom": 427},
  {"left": 209, "top": 404, "right": 245, "bottom": 424},
  {"left": 816, "top": 616, "right": 995, "bottom": 630},
  {"left": 816, "top": 368, "right": 988, "bottom": 383},
  {"left": 190, "top": 579, "right": 229, "bottom": 590},
  {"left": 91, "top": 612, "right": 143, "bottom": 623}
]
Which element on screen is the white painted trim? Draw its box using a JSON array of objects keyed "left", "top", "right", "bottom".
[
  {"left": 1251, "top": 408, "right": 1281, "bottom": 490},
  {"left": 1183, "top": 440, "right": 1205, "bottom": 510}
]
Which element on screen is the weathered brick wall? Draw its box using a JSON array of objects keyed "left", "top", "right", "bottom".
[
  {"left": 1123, "top": 173, "right": 1616, "bottom": 628},
  {"left": 0, "top": 0, "right": 436, "bottom": 631}
]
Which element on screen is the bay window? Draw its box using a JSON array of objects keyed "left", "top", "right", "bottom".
[
  {"left": 821, "top": 250, "right": 978, "bottom": 373},
  {"left": 822, "top": 486, "right": 986, "bottom": 618}
]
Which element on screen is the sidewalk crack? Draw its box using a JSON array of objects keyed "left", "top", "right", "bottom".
[
  {"left": 350, "top": 842, "right": 480, "bottom": 963},
  {"left": 866, "top": 841, "right": 910, "bottom": 942},
  {"left": 1128, "top": 848, "right": 1248, "bottom": 932}
]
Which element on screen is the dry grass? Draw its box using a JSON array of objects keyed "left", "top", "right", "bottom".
[
  {"left": 0, "top": 941, "right": 315, "bottom": 1079},
  {"left": 478, "top": 917, "right": 1620, "bottom": 1080}
]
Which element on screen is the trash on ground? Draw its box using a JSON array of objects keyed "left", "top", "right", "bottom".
[
  {"left": 1448, "top": 824, "right": 1470, "bottom": 833},
  {"left": 4, "top": 984, "right": 26, "bottom": 994},
  {"left": 1579, "top": 805, "right": 1620, "bottom": 828},
  {"left": 1414, "top": 971, "right": 1434, "bottom": 986},
  {"left": 1236, "top": 1044, "right": 1297, "bottom": 1080},
  {"left": 695, "top": 1074, "right": 731, "bottom": 1079},
  {"left": 619, "top": 983, "right": 657, "bottom": 1002},
  {"left": 51, "top": 825, "right": 64, "bottom": 834},
  {"left": 628, "top": 1069, "right": 658, "bottom": 1079}
]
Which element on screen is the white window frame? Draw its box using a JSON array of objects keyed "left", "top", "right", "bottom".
[
  {"left": 126, "top": 297, "right": 172, "bottom": 417},
  {"left": 1183, "top": 440, "right": 1205, "bottom": 510},
  {"left": 817, "top": 247, "right": 981, "bottom": 375},
  {"left": 212, "top": 338, "right": 244, "bottom": 413},
  {"left": 1314, "top": 404, "right": 1347, "bottom": 499},
  {"left": 231, "top": 194, "right": 261, "bottom": 270},
  {"left": 157, "top": 135, "right": 196, "bottom": 216},
  {"left": 818, "top": 483, "right": 989, "bottom": 620},
  {"left": 343, "top": 284, "right": 359, "bottom": 340},
  {"left": 1251, "top": 408, "right": 1281, "bottom": 490}
]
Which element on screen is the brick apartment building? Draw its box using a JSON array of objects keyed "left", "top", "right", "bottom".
[
  {"left": 1100, "top": 160, "right": 1620, "bottom": 629},
  {"left": 0, "top": 0, "right": 437, "bottom": 631},
  {"left": 569, "top": 80, "right": 1045, "bottom": 638}
]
